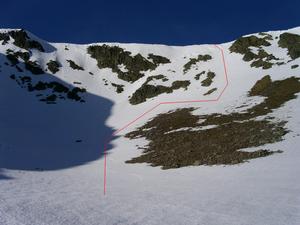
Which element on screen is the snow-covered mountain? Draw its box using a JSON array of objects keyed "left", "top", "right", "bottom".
[{"left": 0, "top": 27, "right": 300, "bottom": 225}]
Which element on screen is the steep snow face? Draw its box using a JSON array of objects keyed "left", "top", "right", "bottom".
[
  {"left": 0, "top": 29, "right": 229, "bottom": 172},
  {"left": 0, "top": 27, "right": 300, "bottom": 225}
]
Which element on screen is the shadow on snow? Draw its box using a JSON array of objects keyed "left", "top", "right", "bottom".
[{"left": 0, "top": 53, "right": 116, "bottom": 179}]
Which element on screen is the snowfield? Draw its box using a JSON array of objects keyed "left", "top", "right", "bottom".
[{"left": 0, "top": 27, "right": 300, "bottom": 225}]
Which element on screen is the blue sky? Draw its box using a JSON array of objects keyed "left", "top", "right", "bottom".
[{"left": 1, "top": 0, "right": 299, "bottom": 45}]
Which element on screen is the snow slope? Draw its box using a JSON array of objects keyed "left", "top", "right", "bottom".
[{"left": 0, "top": 27, "right": 300, "bottom": 225}]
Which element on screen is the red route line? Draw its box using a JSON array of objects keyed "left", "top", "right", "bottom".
[{"left": 103, "top": 44, "right": 229, "bottom": 195}]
